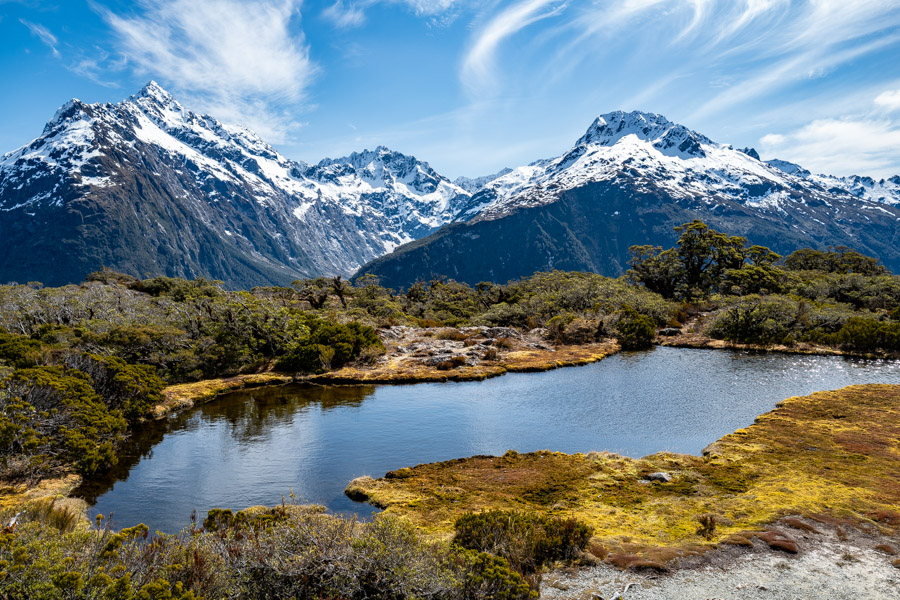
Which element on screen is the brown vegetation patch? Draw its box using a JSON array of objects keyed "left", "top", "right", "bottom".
[
  {"left": 874, "top": 543, "right": 897, "bottom": 555},
  {"left": 0, "top": 474, "right": 83, "bottom": 512},
  {"left": 752, "top": 530, "right": 800, "bottom": 554},
  {"left": 780, "top": 517, "right": 821, "bottom": 534},
  {"left": 604, "top": 553, "right": 667, "bottom": 571}
]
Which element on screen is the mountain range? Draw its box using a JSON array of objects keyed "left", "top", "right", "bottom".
[
  {"left": 0, "top": 82, "right": 474, "bottom": 287},
  {"left": 1, "top": 83, "right": 899, "bottom": 289}
]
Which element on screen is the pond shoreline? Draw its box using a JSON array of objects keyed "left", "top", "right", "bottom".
[
  {"left": 153, "top": 331, "right": 620, "bottom": 418},
  {"left": 3, "top": 344, "right": 900, "bottom": 598},
  {"left": 153, "top": 322, "right": 899, "bottom": 420}
]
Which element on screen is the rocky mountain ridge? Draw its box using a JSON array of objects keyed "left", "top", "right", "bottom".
[{"left": 0, "top": 82, "right": 473, "bottom": 287}]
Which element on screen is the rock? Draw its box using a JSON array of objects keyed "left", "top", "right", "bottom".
[
  {"left": 483, "top": 327, "right": 521, "bottom": 339},
  {"left": 647, "top": 472, "right": 673, "bottom": 482},
  {"left": 658, "top": 327, "right": 682, "bottom": 336},
  {"left": 344, "top": 476, "right": 375, "bottom": 502}
]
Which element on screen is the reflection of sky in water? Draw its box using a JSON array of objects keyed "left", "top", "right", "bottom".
[{"left": 84, "top": 348, "right": 900, "bottom": 533}]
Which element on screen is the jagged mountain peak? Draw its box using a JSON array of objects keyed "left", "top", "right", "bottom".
[
  {"left": 739, "top": 147, "right": 761, "bottom": 160},
  {"left": 454, "top": 168, "right": 514, "bottom": 193},
  {"left": 765, "top": 158, "right": 810, "bottom": 177},
  {"left": 322, "top": 145, "right": 426, "bottom": 171},
  {"left": 134, "top": 80, "right": 177, "bottom": 103},
  {"left": 40, "top": 98, "right": 92, "bottom": 137},
  {"left": 576, "top": 110, "right": 712, "bottom": 158},
  {"left": 316, "top": 145, "right": 467, "bottom": 199}
]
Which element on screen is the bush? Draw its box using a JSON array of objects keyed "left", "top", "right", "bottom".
[
  {"left": 614, "top": 307, "right": 656, "bottom": 350},
  {"left": 453, "top": 510, "right": 592, "bottom": 575},
  {"left": 824, "top": 317, "right": 900, "bottom": 352},
  {"left": 704, "top": 297, "right": 797, "bottom": 345},
  {"left": 1, "top": 366, "right": 128, "bottom": 477},
  {"left": 0, "top": 330, "right": 45, "bottom": 368},
  {"left": 460, "top": 551, "right": 537, "bottom": 600},
  {"left": 275, "top": 316, "right": 384, "bottom": 374}
]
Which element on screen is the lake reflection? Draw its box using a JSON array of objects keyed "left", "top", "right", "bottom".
[{"left": 82, "top": 347, "right": 900, "bottom": 533}]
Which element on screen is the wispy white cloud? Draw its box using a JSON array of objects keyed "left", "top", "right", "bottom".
[
  {"left": 19, "top": 18, "right": 59, "bottom": 57},
  {"left": 688, "top": 0, "right": 900, "bottom": 119},
  {"left": 875, "top": 89, "right": 900, "bottom": 113},
  {"left": 760, "top": 118, "right": 900, "bottom": 178},
  {"left": 320, "top": 0, "right": 461, "bottom": 30},
  {"left": 760, "top": 90, "right": 900, "bottom": 178},
  {"left": 322, "top": 1, "right": 367, "bottom": 28},
  {"left": 396, "top": 0, "right": 459, "bottom": 15},
  {"left": 99, "top": 0, "right": 316, "bottom": 142},
  {"left": 478, "top": 1, "right": 900, "bottom": 121},
  {"left": 461, "top": 0, "right": 566, "bottom": 96},
  {"left": 67, "top": 49, "right": 126, "bottom": 88}
]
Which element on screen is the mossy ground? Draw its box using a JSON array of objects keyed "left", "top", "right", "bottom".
[
  {"left": 153, "top": 373, "right": 293, "bottom": 418},
  {"left": 347, "top": 384, "right": 900, "bottom": 563},
  {"left": 0, "top": 474, "right": 85, "bottom": 516}
]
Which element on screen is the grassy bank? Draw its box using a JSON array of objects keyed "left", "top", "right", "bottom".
[
  {"left": 346, "top": 383, "right": 900, "bottom": 566},
  {"left": 151, "top": 339, "right": 620, "bottom": 417}
]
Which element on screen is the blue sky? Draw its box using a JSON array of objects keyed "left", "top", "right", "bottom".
[{"left": 2, "top": 0, "right": 900, "bottom": 179}]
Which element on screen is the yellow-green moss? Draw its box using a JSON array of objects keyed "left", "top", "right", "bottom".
[
  {"left": 154, "top": 373, "right": 292, "bottom": 418},
  {"left": 347, "top": 384, "right": 900, "bottom": 557},
  {"left": 0, "top": 474, "right": 84, "bottom": 513}
]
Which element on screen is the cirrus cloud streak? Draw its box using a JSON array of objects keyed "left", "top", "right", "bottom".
[{"left": 99, "top": 0, "right": 316, "bottom": 142}]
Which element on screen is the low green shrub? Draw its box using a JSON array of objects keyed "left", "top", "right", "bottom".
[
  {"left": 453, "top": 509, "right": 592, "bottom": 575},
  {"left": 614, "top": 307, "right": 656, "bottom": 350},
  {"left": 816, "top": 317, "right": 900, "bottom": 352},
  {"left": 0, "top": 506, "right": 545, "bottom": 600}
]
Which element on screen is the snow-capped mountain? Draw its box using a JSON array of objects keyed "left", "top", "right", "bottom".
[
  {"left": 453, "top": 168, "right": 513, "bottom": 194},
  {"left": 4, "top": 93, "right": 900, "bottom": 290},
  {"left": 462, "top": 111, "right": 898, "bottom": 220},
  {"left": 359, "top": 110, "right": 900, "bottom": 289},
  {"left": 311, "top": 146, "right": 470, "bottom": 239},
  {"left": 0, "top": 82, "right": 472, "bottom": 287}
]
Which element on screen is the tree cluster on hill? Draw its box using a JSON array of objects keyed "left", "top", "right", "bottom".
[{"left": 628, "top": 220, "right": 900, "bottom": 351}]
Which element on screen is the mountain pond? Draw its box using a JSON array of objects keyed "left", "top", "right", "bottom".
[{"left": 78, "top": 346, "right": 900, "bottom": 533}]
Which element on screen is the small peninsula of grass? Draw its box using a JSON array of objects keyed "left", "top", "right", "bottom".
[{"left": 346, "top": 383, "right": 900, "bottom": 565}]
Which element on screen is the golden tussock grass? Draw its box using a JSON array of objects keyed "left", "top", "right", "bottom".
[{"left": 155, "top": 373, "right": 292, "bottom": 418}]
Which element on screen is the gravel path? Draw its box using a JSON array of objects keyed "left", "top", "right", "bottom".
[{"left": 541, "top": 519, "right": 900, "bottom": 599}]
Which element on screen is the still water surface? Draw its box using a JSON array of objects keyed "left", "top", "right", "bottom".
[{"left": 80, "top": 347, "right": 900, "bottom": 533}]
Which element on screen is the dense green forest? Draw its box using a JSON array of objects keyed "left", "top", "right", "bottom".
[{"left": 3, "top": 221, "right": 900, "bottom": 598}]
